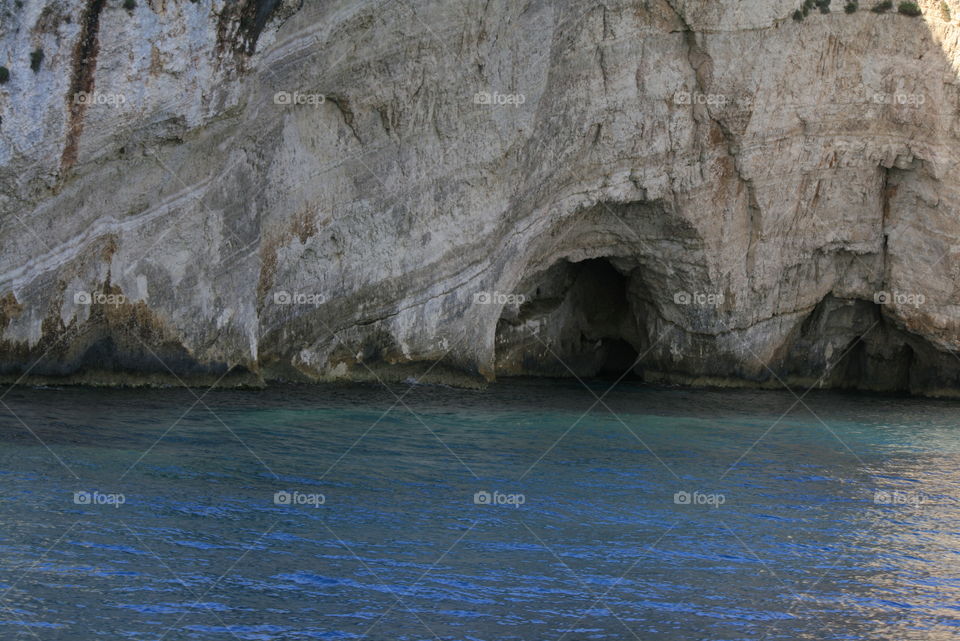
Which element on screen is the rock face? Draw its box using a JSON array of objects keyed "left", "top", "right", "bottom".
[{"left": 2, "top": 0, "right": 960, "bottom": 394}]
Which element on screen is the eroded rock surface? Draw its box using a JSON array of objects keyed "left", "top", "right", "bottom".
[{"left": 2, "top": 0, "right": 960, "bottom": 394}]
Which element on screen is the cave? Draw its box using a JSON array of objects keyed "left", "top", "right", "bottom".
[
  {"left": 494, "top": 257, "right": 643, "bottom": 380},
  {"left": 777, "top": 296, "right": 950, "bottom": 394}
]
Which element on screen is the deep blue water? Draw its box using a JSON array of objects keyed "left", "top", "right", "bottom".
[{"left": 0, "top": 379, "right": 958, "bottom": 640}]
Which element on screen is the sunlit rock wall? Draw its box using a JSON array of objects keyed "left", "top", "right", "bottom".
[{"left": 2, "top": 0, "right": 960, "bottom": 394}]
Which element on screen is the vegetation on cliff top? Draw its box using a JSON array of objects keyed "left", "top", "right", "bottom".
[
  {"left": 898, "top": 2, "right": 922, "bottom": 15},
  {"left": 794, "top": 0, "right": 924, "bottom": 17}
]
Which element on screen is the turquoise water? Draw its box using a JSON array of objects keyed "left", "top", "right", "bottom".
[{"left": 0, "top": 380, "right": 959, "bottom": 640}]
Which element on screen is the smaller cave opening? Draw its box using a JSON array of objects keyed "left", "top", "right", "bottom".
[
  {"left": 495, "top": 257, "right": 644, "bottom": 380},
  {"left": 787, "top": 296, "right": 925, "bottom": 394},
  {"left": 829, "top": 326, "right": 917, "bottom": 394}
]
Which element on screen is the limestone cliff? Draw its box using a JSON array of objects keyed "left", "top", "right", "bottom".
[{"left": 2, "top": 0, "right": 960, "bottom": 394}]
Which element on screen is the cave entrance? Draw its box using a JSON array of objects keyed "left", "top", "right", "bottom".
[
  {"left": 596, "top": 338, "right": 640, "bottom": 379},
  {"left": 494, "top": 257, "right": 643, "bottom": 380},
  {"left": 782, "top": 296, "right": 925, "bottom": 393}
]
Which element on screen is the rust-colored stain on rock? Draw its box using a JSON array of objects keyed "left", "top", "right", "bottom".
[{"left": 60, "top": 0, "right": 107, "bottom": 175}]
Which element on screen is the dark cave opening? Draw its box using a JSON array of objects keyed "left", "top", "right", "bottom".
[
  {"left": 830, "top": 325, "right": 917, "bottom": 393},
  {"left": 787, "top": 296, "right": 928, "bottom": 394},
  {"left": 595, "top": 337, "right": 641, "bottom": 380},
  {"left": 495, "top": 257, "right": 643, "bottom": 380}
]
